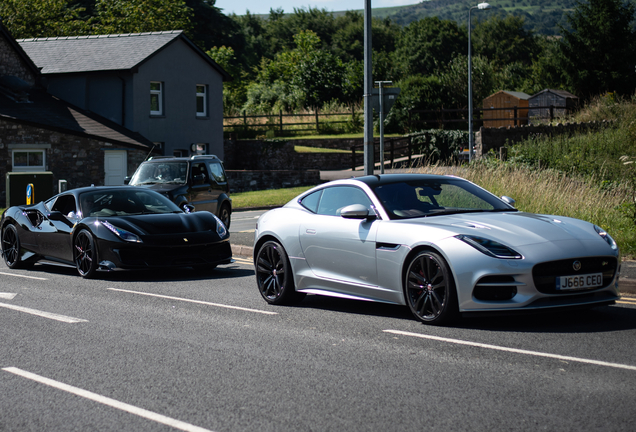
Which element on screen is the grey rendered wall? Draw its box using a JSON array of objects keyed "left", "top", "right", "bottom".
[{"left": 132, "top": 39, "right": 224, "bottom": 158}]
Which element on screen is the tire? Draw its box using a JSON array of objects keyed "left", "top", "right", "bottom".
[
  {"left": 74, "top": 229, "right": 98, "bottom": 278},
  {"left": 219, "top": 204, "right": 231, "bottom": 229},
  {"left": 404, "top": 251, "right": 458, "bottom": 325},
  {"left": 255, "top": 240, "right": 305, "bottom": 305},
  {"left": 2, "top": 224, "right": 24, "bottom": 269}
]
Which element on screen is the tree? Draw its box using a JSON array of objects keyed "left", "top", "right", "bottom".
[
  {"left": 472, "top": 15, "right": 540, "bottom": 67},
  {"left": 0, "top": 0, "right": 89, "bottom": 38},
  {"left": 92, "top": 0, "right": 193, "bottom": 34},
  {"left": 558, "top": 0, "right": 636, "bottom": 98}
]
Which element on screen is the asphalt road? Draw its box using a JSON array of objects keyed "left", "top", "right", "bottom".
[{"left": 1, "top": 256, "right": 636, "bottom": 431}]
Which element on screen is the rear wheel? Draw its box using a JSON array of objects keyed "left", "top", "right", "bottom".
[
  {"left": 74, "top": 229, "right": 98, "bottom": 278},
  {"left": 255, "top": 240, "right": 305, "bottom": 305},
  {"left": 2, "top": 224, "right": 23, "bottom": 269},
  {"left": 405, "top": 251, "right": 458, "bottom": 325}
]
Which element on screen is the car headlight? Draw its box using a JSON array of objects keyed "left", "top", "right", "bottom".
[
  {"left": 594, "top": 225, "right": 617, "bottom": 250},
  {"left": 101, "top": 221, "right": 142, "bottom": 243},
  {"left": 212, "top": 214, "right": 228, "bottom": 238},
  {"left": 455, "top": 234, "right": 522, "bottom": 259}
]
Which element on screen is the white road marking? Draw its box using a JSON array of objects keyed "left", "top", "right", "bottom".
[
  {"left": 2, "top": 367, "right": 214, "bottom": 432},
  {"left": 0, "top": 293, "right": 17, "bottom": 300},
  {"left": 0, "top": 302, "right": 87, "bottom": 323},
  {"left": 384, "top": 330, "right": 636, "bottom": 372},
  {"left": 0, "top": 271, "right": 47, "bottom": 280},
  {"left": 107, "top": 288, "right": 277, "bottom": 315}
]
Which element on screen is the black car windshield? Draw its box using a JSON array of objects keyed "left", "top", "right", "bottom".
[
  {"left": 371, "top": 178, "right": 516, "bottom": 220},
  {"left": 80, "top": 189, "right": 182, "bottom": 217},
  {"left": 129, "top": 162, "right": 188, "bottom": 185}
]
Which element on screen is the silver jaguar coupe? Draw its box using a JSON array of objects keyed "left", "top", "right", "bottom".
[{"left": 253, "top": 174, "right": 621, "bottom": 325}]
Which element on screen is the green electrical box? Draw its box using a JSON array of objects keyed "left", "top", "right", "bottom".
[{"left": 6, "top": 172, "right": 54, "bottom": 208}]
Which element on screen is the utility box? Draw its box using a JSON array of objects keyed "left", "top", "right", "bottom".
[{"left": 6, "top": 172, "right": 54, "bottom": 207}]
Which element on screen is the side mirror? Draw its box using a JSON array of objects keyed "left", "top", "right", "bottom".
[
  {"left": 501, "top": 196, "right": 516, "bottom": 206},
  {"left": 47, "top": 211, "right": 67, "bottom": 221},
  {"left": 183, "top": 203, "right": 195, "bottom": 213},
  {"left": 124, "top": 176, "right": 131, "bottom": 185},
  {"left": 340, "top": 204, "right": 376, "bottom": 220}
]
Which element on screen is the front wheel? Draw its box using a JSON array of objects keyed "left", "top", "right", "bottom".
[
  {"left": 218, "top": 204, "right": 231, "bottom": 229},
  {"left": 404, "top": 251, "right": 458, "bottom": 325},
  {"left": 74, "top": 229, "right": 98, "bottom": 278},
  {"left": 2, "top": 224, "right": 24, "bottom": 269},
  {"left": 255, "top": 240, "right": 305, "bottom": 305}
]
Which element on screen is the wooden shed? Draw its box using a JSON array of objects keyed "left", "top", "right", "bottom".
[
  {"left": 528, "top": 89, "right": 579, "bottom": 122},
  {"left": 482, "top": 90, "right": 531, "bottom": 128}
]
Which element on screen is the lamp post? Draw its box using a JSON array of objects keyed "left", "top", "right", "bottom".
[{"left": 468, "top": 2, "right": 491, "bottom": 162}]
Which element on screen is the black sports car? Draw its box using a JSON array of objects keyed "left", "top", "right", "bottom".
[{"left": 1, "top": 186, "right": 232, "bottom": 278}]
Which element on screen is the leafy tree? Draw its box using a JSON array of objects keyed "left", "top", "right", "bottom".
[
  {"left": 92, "top": 0, "right": 193, "bottom": 34},
  {"left": 292, "top": 49, "right": 346, "bottom": 110},
  {"left": 393, "top": 17, "right": 467, "bottom": 79},
  {"left": 472, "top": 15, "right": 540, "bottom": 67},
  {"left": 385, "top": 74, "right": 446, "bottom": 133},
  {"left": 0, "top": 0, "right": 89, "bottom": 38},
  {"left": 183, "top": 0, "right": 239, "bottom": 51},
  {"left": 558, "top": 0, "right": 636, "bottom": 98},
  {"left": 207, "top": 45, "right": 249, "bottom": 114}
]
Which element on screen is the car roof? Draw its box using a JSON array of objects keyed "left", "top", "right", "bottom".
[
  {"left": 351, "top": 173, "right": 458, "bottom": 187},
  {"left": 143, "top": 155, "right": 221, "bottom": 163}
]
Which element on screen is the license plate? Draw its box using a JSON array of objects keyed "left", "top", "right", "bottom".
[{"left": 555, "top": 273, "right": 603, "bottom": 290}]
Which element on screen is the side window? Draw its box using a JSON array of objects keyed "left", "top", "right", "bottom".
[
  {"left": 207, "top": 161, "right": 226, "bottom": 183},
  {"left": 317, "top": 186, "right": 372, "bottom": 216},
  {"left": 150, "top": 81, "right": 163, "bottom": 115},
  {"left": 300, "top": 190, "right": 323, "bottom": 213},
  {"left": 50, "top": 195, "right": 78, "bottom": 217},
  {"left": 191, "top": 162, "right": 209, "bottom": 183}
]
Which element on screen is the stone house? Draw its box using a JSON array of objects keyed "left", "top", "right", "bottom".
[
  {"left": 17, "top": 30, "right": 230, "bottom": 158},
  {"left": 0, "top": 20, "right": 154, "bottom": 206}
]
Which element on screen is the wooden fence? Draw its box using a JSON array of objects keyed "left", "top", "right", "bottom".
[{"left": 223, "top": 110, "right": 359, "bottom": 134}]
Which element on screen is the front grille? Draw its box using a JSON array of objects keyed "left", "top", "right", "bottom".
[
  {"left": 532, "top": 256, "right": 617, "bottom": 294},
  {"left": 115, "top": 241, "right": 231, "bottom": 268}
]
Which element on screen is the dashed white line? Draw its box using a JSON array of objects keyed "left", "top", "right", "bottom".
[
  {"left": 0, "top": 302, "right": 87, "bottom": 323},
  {"left": 384, "top": 330, "right": 636, "bottom": 372},
  {"left": 0, "top": 293, "right": 17, "bottom": 300},
  {"left": 107, "top": 288, "right": 277, "bottom": 315},
  {"left": 0, "top": 271, "right": 47, "bottom": 280},
  {"left": 2, "top": 367, "right": 214, "bottom": 432}
]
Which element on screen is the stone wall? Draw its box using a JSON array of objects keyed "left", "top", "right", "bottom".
[
  {"left": 476, "top": 121, "right": 614, "bottom": 157},
  {"left": 0, "top": 34, "right": 36, "bottom": 85},
  {"left": 0, "top": 118, "right": 149, "bottom": 205},
  {"left": 226, "top": 169, "right": 321, "bottom": 193}
]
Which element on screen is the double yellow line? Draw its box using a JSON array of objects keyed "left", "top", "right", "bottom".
[{"left": 618, "top": 295, "right": 636, "bottom": 306}]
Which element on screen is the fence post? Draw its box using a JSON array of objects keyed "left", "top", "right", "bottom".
[
  {"left": 514, "top": 106, "right": 518, "bottom": 126},
  {"left": 550, "top": 105, "right": 554, "bottom": 122},
  {"left": 243, "top": 110, "right": 246, "bottom": 126},
  {"left": 315, "top": 109, "right": 319, "bottom": 132},
  {"left": 351, "top": 146, "right": 356, "bottom": 171},
  {"left": 390, "top": 139, "right": 395, "bottom": 168},
  {"left": 279, "top": 110, "right": 283, "bottom": 134}
]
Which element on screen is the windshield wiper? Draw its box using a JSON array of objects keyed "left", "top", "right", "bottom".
[{"left": 133, "top": 181, "right": 157, "bottom": 185}]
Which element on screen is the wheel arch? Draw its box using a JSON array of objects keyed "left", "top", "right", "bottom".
[{"left": 401, "top": 244, "right": 458, "bottom": 293}]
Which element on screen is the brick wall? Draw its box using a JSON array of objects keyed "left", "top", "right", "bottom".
[{"left": 0, "top": 118, "right": 149, "bottom": 205}]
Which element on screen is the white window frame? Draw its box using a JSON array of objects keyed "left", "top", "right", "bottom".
[
  {"left": 150, "top": 81, "right": 163, "bottom": 116},
  {"left": 196, "top": 84, "right": 207, "bottom": 117},
  {"left": 10, "top": 145, "right": 47, "bottom": 172}
]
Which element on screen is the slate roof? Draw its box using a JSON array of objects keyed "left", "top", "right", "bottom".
[
  {"left": 0, "top": 89, "right": 154, "bottom": 150},
  {"left": 530, "top": 89, "right": 578, "bottom": 99},
  {"left": 17, "top": 30, "right": 230, "bottom": 79}
]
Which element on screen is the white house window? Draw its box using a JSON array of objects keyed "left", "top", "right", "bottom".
[
  {"left": 196, "top": 85, "right": 207, "bottom": 117},
  {"left": 150, "top": 81, "right": 163, "bottom": 115},
  {"left": 12, "top": 149, "right": 45, "bottom": 172}
]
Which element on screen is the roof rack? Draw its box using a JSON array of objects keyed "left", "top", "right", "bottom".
[
  {"left": 147, "top": 156, "right": 173, "bottom": 160},
  {"left": 191, "top": 154, "right": 218, "bottom": 159}
]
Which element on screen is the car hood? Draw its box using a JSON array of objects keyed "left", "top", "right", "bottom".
[
  {"left": 101, "top": 213, "right": 216, "bottom": 236},
  {"left": 399, "top": 211, "right": 605, "bottom": 248}
]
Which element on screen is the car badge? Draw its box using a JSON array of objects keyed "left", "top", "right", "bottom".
[
  {"left": 183, "top": 238, "right": 188, "bottom": 242},
  {"left": 573, "top": 261, "right": 582, "bottom": 271},
  {"left": 602, "top": 261, "right": 608, "bottom": 267}
]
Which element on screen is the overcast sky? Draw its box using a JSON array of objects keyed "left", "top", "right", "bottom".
[{"left": 215, "top": 0, "right": 422, "bottom": 16}]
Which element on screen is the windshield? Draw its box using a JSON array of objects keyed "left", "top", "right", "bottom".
[
  {"left": 79, "top": 189, "right": 182, "bottom": 217},
  {"left": 129, "top": 162, "right": 188, "bottom": 185},
  {"left": 371, "top": 178, "right": 516, "bottom": 220}
]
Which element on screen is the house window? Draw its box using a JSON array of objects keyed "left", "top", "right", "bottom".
[
  {"left": 12, "top": 149, "right": 45, "bottom": 172},
  {"left": 191, "top": 143, "right": 207, "bottom": 155},
  {"left": 196, "top": 85, "right": 207, "bottom": 117},
  {"left": 150, "top": 81, "right": 163, "bottom": 115}
]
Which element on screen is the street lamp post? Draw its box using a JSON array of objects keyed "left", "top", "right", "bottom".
[{"left": 468, "top": 2, "right": 491, "bottom": 162}]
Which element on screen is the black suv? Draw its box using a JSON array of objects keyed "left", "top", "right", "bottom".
[{"left": 127, "top": 155, "right": 232, "bottom": 228}]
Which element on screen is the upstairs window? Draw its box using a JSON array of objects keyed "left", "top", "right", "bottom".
[
  {"left": 150, "top": 81, "right": 163, "bottom": 115},
  {"left": 196, "top": 84, "right": 207, "bottom": 117}
]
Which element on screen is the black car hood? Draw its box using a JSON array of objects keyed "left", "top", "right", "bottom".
[
  {"left": 103, "top": 213, "right": 216, "bottom": 236},
  {"left": 132, "top": 183, "right": 187, "bottom": 195}
]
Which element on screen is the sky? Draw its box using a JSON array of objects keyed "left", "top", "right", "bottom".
[{"left": 214, "top": 0, "right": 422, "bottom": 16}]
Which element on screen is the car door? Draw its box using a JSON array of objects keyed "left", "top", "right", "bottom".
[
  {"left": 187, "top": 161, "right": 214, "bottom": 212},
  {"left": 204, "top": 160, "right": 227, "bottom": 214},
  {"left": 299, "top": 186, "right": 379, "bottom": 291},
  {"left": 37, "top": 194, "right": 76, "bottom": 261}
]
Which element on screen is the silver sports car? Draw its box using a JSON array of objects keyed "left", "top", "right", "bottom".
[{"left": 253, "top": 174, "right": 621, "bottom": 325}]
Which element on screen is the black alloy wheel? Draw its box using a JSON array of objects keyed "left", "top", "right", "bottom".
[
  {"left": 405, "top": 251, "right": 458, "bottom": 325},
  {"left": 2, "top": 224, "right": 22, "bottom": 268},
  {"left": 255, "top": 240, "right": 305, "bottom": 305},
  {"left": 74, "top": 229, "right": 98, "bottom": 278}
]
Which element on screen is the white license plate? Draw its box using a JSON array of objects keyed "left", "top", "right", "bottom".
[{"left": 555, "top": 273, "right": 603, "bottom": 290}]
